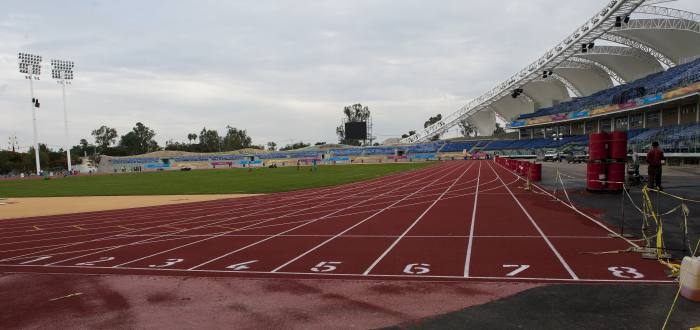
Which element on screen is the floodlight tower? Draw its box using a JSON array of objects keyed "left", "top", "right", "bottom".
[
  {"left": 51, "top": 59, "right": 75, "bottom": 172},
  {"left": 18, "top": 52, "right": 43, "bottom": 176}
]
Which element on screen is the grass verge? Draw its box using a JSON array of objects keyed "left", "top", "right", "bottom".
[{"left": 0, "top": 162, "right": 435, "bottom": 197}]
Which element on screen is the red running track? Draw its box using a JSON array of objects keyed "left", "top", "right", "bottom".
[{"left": 0, "top": 161, "right": 673, "bottom": 284}]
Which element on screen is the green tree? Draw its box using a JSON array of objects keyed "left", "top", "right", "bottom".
[
  {"left": 280, "top": 142, "right": 310, "bottom": 151},
  {"left": 424, "top": 114, "right": 442, "bottom": 128},
  {"left": 91, "top": 125, "right": 118, "bottom": 149},
  {"left": 336, "top": 103, "right": 371, "bottom": 145},
  {"left": 187, "top": 133, "right": 198, "bottom": 144},
  {"left": 458, "top": 118, "right": 478, "bottom": 137},
  {"left": 401, "top": 130, "right": 416, "bottom": 139},
  {"left": 222, "top": 126, "right": 253, "bottom": 151},
  {"left": 267, "top": 142, "right": 277, "bottom": 151},
  {"left": 198, "top": 127, "right": 221, "bottom": 152},
  {"left": 424, "top": 114, "right": 442, "bottom": 141},
  {"left": 118, "top": 122, "right": 159, "bottom": 155},
  {"left": 493, "top": 123, "right": 507, "bottom": 136}
]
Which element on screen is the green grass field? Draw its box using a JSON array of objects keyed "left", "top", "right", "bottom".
[{"left": 0, "top": 163, "right": 435, "bottom": 197}]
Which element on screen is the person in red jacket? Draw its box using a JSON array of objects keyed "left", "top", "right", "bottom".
[{"left": 646, "top": 141, "right": 664, "bottom": 190}]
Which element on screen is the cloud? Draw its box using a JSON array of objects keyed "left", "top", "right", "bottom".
[{"left": 1, "top": 0, "right": 699, "bottom": 150}]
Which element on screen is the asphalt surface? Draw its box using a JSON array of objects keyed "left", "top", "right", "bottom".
[
  {"left": 538, "top": 162, "right": 700, "bottom": 258},
  {"left": 389, "top": 284, "right": 700, "bottom": 329}
]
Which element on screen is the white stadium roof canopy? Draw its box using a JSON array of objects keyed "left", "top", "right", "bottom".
[{"left": 401, "top": 0, "right": 700, "bottom": 143}]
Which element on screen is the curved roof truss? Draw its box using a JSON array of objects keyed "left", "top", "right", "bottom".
[
  {"left": 401, "top": 0, "right": 700, "bottom": 143},
  {"left": 599, "top": 33, "right": 676, "bottom": 66},
  {"left": 568, "top": 56, "right": 627, "bottom": 85},
  {"left": 635, "top": 5, "right": 700, "bottom": 22},
  {"left": 401, "top": 0, "right": 648, "bottom": 143}
]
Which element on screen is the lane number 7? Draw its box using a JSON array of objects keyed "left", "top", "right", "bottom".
[{"left": 503, "top": 264, "right": 530, "bottom": 277}]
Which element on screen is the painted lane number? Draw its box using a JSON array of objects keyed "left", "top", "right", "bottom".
[
  {"left": 503, "top": 264, "right": 530, "bottom": 277},
  {"left": 149, "top": 258, "right": 184, "bottom": 268},
  {"left": 18, "top": 255, "right": 52, "bottom": 265},
  {"left": 403, "top": 263, "right": 431, "bottom": 275},
  {"left": 76, "top": 256, "right": 115, "bottom": 266},
  {"left": 226, "top": 260, "right": 258, "bottom": 271},
  {"left": 311, "top": 261, "right": 341, "bottom": 273},
  {"left": 608, "top": 266, "right": 644, "bottom": 279}
]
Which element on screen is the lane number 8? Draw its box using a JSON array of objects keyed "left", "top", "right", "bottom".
[{"left": 608, "top": 266, "right": 644, "bottom": 279}]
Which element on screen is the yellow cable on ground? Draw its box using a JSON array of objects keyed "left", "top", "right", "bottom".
[
  {"left": 641, "top": 186, "right": 685, "bottom": 277},
  {"left": 662, "top": 238, "right": 700, "bottom": 330},
  {"left": 661, "top": 285, "right": 682, "bottom": 330}
]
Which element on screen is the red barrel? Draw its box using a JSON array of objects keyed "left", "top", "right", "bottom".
[
  {"left": 589, "top": 132, "right": 609, "bottom": 161},
  {"left": 587, "top": 162, "right": 606, "bottom": 191},
  {"left": 529, "top": 163, "right": 542, "bottom": 182},
  {"left": 609, "top": 131, "right": 628, "bottom": 160},
  {"left": 607, "top": 161, "right": 625, "bottom": 190}
]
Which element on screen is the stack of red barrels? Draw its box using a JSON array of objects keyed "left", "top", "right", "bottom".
[
  {"left": 494, "top": 157, "right": 542, "bottom": 182},
  {"left": 587, "top": 131, "right": 627, "bottom": 191}
]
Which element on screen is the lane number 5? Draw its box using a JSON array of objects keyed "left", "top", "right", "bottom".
[{"left": 311, "top": 261, "right": 341, "bottom": 273}]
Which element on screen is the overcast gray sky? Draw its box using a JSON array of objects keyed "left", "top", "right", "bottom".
[{"left": 2, "top": 0, "right": 699, "bottom": 150}]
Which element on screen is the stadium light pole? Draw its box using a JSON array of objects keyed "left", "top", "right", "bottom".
[
  {"left": 18, "top": 52, "right": 43, "bottom": 176},
  {"left": 51, "top": 59, "right": 75, "bottom": 172}
]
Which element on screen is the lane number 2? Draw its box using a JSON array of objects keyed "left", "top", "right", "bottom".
[
  {"left": 18, "top": 255, "right": 52, "bottom": 265},
  {"left": 608, "top": 266, "right": 644, "bottom": 279},
  {"left": 76, "top": 256, "right": 115, "bottom": 266},
  {"left": 311, "top": 261, "right": 341, "bottom": 273},
  {"left": 503, "top": 264, "right": 530, "bottom": 277},
  {"left": 403, "top": 263, "right": 431, "bottom": 275},
  {"left": 149, "top": 258, "right": 184, "bottom": 268}
]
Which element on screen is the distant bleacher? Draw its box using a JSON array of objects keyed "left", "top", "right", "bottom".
[
  {"left": 441, "top": 141, "right": 477, "bottom": 153},
  {"left": 518, "top": 57, "right": 700, "bottom": 121}
]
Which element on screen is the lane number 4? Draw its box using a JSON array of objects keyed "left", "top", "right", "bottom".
[{"left": 226, "top": 260, "right": 259, "bottom": 271}]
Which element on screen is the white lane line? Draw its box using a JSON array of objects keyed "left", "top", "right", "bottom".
[
  {"left": 271, "top": 161, "right": 475, "bottom": 273},
  {"left": 6, "top": 163, "right": 426, "bottom": 265},
  {"left": 187, "top": 163, "right": 464, "bottom": 271},
  {"left": 463, "top": 161, "right": 482, "bottom": 277},
  {"left": 104, "top": 166, "right": 452, "bottom": 268},
  {"left": 0, "top": 264, "right": 675, "bottom": 284},
  {"left": 362, "top": 161, "right": 474, "bottom": 275},
  {"left": 494, "top": 161, "right": 642, "bottom": 249},
  {"left": 103, "top": 234, "right": 616, "bottom": 239},
  {"left": 486, "top": 160, "right": 579, "bottom": 280},
  {"left": 0, "top": 172, "right": 501, "bottom": 246}
]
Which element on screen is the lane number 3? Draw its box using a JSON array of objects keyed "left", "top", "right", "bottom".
[{"left": 149, "top": 258, "right": 184, "bottom": 268}]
